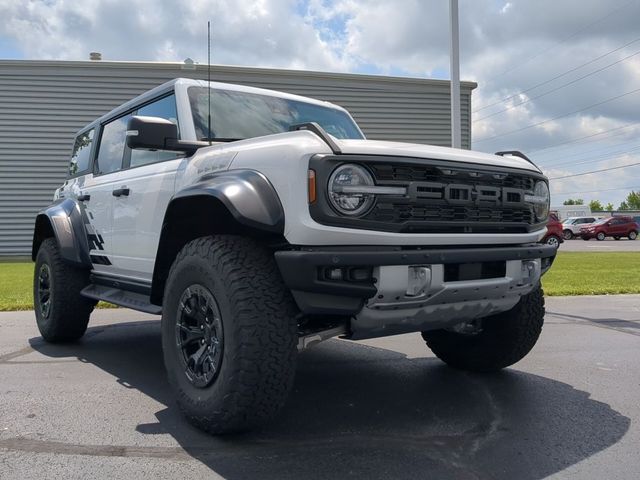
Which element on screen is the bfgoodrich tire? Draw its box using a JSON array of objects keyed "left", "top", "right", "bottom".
[
  {"left": 422, "top": 285, "right": 545, "bottom": 372},
  {"left": 161, "top": 235, "right": 298, "bottom": 434},
  {"left": 33, "top": 238, "right": 95, "bottom": 342}
]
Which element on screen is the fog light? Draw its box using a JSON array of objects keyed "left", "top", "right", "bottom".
[
  {"left": 406, "top": 266, "right": 431, "bottom": 297},
  {"left": 347, "top": 267, "right": 372, "bottom": 282},
  {"left": 324, "top": 268, "right": 343, "bottom": 281}
]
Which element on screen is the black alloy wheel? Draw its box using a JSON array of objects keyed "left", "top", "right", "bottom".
[
  {"left": 36, "top": 263, "right": 52, "bottom": 320},
  {"left": 175, "top": 284, "right": 224, "bottom": 389}
]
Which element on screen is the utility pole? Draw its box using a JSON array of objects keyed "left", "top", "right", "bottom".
[{"left": 449, "top": 0, "right": 462, "bottom": 148}]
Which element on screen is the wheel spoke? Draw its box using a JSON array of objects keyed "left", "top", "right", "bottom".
[{"left": 178, "top": 324, "right": 205, "bottom": 345}]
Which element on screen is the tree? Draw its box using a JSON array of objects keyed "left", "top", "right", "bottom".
[
  {"left": 563, "top": 198, "right": 584, "bottom": 205},
  {"left": 589, "top": 200, "right": 604, "bottom": 211},
  {"left": 623, "top": 190, "right": 640, "bottom": 210},
  {"left": 605, "top": 203, "right": 614, "bottom": 211},
  {"left": 619, "top": 201, "right": 629, "bottom": 210}
]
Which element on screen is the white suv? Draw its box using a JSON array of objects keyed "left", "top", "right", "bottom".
[
  {"left": 562, "top": 216, "right": 603, "bottom": 239},
  {"left": 31, "top": 78, "right": 556, "bottom": 434}
]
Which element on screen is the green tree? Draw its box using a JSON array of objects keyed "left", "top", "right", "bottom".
[
  {"left": 563, "top": 198, "right": 584, "bottom": 205},
  {"left": 623, "top": 190, "right": 640, "bottom": 210},
  {"left": 605, "top": 202, "right": 614, "bottom": 211},
  {"left": 619, "top": 201, "right": 630, "bottom": 210},
  {"left": 589, "top": 200, "right": 604, "bottom": 211}
]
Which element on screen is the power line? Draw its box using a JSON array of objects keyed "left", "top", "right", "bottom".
[
  {"left": 553, "top": 185, "right": 640, "bottom": 195},
  {"left": 473, "top": 48, "right": 640, "bottom": 123},
  {"left": 529, "top": 122, "right": 640, "bottom": 154},
  {"left": 473, "top": 86, "right": 640, "bottom": 144},
  {"left": 537, "top": 141, "right": 640, "bottom": 167},
  {"left": 549, "top": 161, "right": 640, "bottom": 180},
  {"left": 536, "top": 139, "right": 639, "bottom": 166},
  {"left": 481, "top": 0, "right": 637, "bottom": 84},
  {"left": 474, "top": 35, "right": 640, "bottom": 114}
]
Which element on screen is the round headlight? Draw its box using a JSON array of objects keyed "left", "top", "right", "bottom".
[
  {"left": 532, "top": 181, "right": 550, "bottom": 221},
  {"left": 328, "top": 164, "right": 375, "bottom": 216}
]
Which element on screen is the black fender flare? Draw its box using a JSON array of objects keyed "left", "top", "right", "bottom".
[
  {"left": 171, "top": 169, "right": 285, "bottom": 233},
  {"left": 32, "top": 198, "right": 92, "bottom": 268}
]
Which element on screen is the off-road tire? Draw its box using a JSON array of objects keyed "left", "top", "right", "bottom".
[
  {"left": 33, "top": 238, "right": 95, "bottom": 342},
  {"left": 422, "top": 285, "right": 545, "bottom": 372},
  {"left": 161, "top": 235, "right": 298, "bottom": 434}
]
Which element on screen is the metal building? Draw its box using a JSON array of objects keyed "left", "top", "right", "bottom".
[{"left": 0, "top": 59, "right": 476, "bottom": 256}]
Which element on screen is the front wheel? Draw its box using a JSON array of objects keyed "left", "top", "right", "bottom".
[
  {"left": 563, "top": 230, "right": 573, "bottom": 240},
  {"left": 422, "top": 286, "right": 545, "bottom": 372},
  {"left": 629, "top": 231, "right": 637, "bottom": 240},
  {"left": 545, "top": 235, "right": 561, "bottom": 248},
  {"left": 161, "top": 235, "right": 298, "bottom": 434},
  {"left": 596, "top": 232, "right": 606, "bottom": 241},
  {"left": 33, "top": 238, "right": 95, "bottom": 342}
]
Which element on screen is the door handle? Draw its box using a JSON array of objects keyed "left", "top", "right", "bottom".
[
  {"left": 112, "top": 187, "right": 130, "bottom": 197},
  {"left": 77, "top": 194, "right": 91, "bottom": 202}
]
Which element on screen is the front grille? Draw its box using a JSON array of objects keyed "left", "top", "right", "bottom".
[
  {"left": 362, "top": 162, "right": 538, "bottom": 233},
  {"left": 308, "top": 155, "right": 546, "bottom": 235}
]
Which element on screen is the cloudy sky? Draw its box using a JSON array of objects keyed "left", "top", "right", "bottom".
[{"left": 1, "top": 0, "right": 640, "bottom": 208}]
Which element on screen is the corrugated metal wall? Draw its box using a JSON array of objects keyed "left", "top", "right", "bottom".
[{"left": 0, "top": 60, "right": 475, "bottom": 256}]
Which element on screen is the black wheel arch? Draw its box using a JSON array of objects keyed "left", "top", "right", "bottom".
[
  {"left": 150, "top": 170, "right": 286, "bottom": 305},
  {"left": 32, "top": 198, "right": 92, "bottom": 268}
]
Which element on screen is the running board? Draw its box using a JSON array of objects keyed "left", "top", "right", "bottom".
[{"left": 81, "top": 284, "right": 162, "bottom": 315}]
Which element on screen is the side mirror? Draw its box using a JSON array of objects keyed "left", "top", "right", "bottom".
[{"left": 126, "top": 116, "right": 207, "bottom": 155}]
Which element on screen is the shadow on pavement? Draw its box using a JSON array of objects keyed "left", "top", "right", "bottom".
[{"left": 30, "top": 319, "right": 630, "bottom": 480}]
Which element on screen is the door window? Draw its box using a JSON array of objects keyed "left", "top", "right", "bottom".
[
  {"left": 96, "top": 114, "right": 132, "bottom": 175},
  {"left": 130, "top": 94, "right": 180, "bottom": 168}
]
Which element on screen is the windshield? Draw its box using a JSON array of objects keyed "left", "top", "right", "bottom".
[
  {"left": 188, "top": 86, "right": 364, "bottom": 141},
  {"left": 564, "top": 218, "right": 577, "bottom": 224}
]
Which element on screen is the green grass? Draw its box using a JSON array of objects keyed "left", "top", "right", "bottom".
[
  {"left": 0, "top": 262, "right": 115, "bottom": 312},
  {"left": 1, "top": 252, "right": 639, "bottom": 311},
  {"left": 542, "top": 252, "right": 640, "bottom": 296}
]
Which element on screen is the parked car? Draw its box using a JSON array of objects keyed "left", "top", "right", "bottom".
[
  {"left": 541, "top": 213, "right": 563, "bottom": 248},
  {"left": 562, "top": 216, "right": 602, "bottom": 239},
  {"left": 580, "top": 216, "right": 639, "bottom": 241}
]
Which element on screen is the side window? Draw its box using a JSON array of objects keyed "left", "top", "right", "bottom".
[
  {"left": 96, "top": 114, "right": 132, "bottom": 175},
  {"left": 130, "top": 94, "right": 180, "bottom": 168},
  {"left": 69, "top": 129, "right": 94, "bottom": 177}
]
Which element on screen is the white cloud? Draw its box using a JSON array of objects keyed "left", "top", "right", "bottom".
[{"left": 1, "top": 0, "right": 640, "bottom": 206}]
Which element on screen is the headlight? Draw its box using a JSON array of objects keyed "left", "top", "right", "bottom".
[
  {"left": 328, "top": 164, "right": 375, "bottom": 216},
  {"left": 525, "top": 181, "right": 550, "bottom": 222}
]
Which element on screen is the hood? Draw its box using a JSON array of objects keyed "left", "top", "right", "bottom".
[{"left": 336, "top": 138, "right": 541, "bottom": 173}]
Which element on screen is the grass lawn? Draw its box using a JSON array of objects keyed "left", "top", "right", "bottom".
[
  {"left": 1, "top": 252, "right": 639, "bottom": 311},
  {"left": 542, "top": 252, "right": 640, "bottom": 296}
]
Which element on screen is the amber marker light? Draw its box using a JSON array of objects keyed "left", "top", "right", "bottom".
[{"left": 308, "top": 169, "right": 317, "bottom": 204}]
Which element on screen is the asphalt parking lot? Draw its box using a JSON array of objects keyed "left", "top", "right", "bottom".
[
  {"left": 1, "top": 296, "right": 639, "bottom": 480},
  {"left": 560, "top": 237, "right": 640, "bottom": 252}
]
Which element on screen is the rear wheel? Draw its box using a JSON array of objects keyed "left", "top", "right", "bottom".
[
  {"left": 596, "top": 232, "right": 606, "bottom": 241},
  {"left": 629, "top": 231, "right": 637, "bottom": 240},
  {"left": 161, "top": 235, "right": 298, "bottom": 434},
  {"left": 563, "top": 230, "right": 573, "bottom": 240},
  {"left": 422, "top": 285, "right": 545, "bottom": 372},
  {"left": 33, "top": 238, "right": 95, "bottom": 342}
]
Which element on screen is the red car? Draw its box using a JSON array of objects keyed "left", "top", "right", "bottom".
[
  {"left": 580, "top": 216, "right": 639, "bottom": 241},
  {"left": 541, "top": 213, "right": 564, "bottom": 248}
]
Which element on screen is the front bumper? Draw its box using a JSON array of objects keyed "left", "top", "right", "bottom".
[{"left": 275, "top": 244, "right": 556, "bottom": 339}]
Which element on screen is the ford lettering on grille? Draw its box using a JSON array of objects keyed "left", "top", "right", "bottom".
[{"left": 407, "top": 181, "right": 525, "bottom": 206}]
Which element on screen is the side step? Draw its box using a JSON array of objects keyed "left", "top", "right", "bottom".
[{"left": 81, "top": 284, "right": 162, "bottom": 315}]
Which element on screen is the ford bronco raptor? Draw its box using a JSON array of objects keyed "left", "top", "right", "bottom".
[{"left": 32, "top": 78, "right": 555, "bottom": 434}]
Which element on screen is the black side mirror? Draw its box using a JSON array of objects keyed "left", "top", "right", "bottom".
[{"left": 126, "top": 116, "right": 208, "bottom": 155}]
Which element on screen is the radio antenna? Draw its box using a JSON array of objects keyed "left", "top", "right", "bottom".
[{"left": 207, "top": 20, "right": 212, "bottom": 145}]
